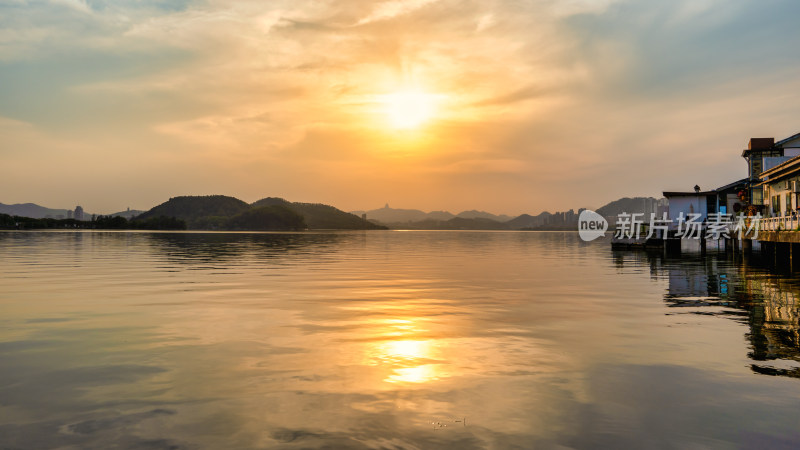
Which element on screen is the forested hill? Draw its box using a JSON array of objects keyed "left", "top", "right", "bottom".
[
  {"left": 251, "top": 197, "right": 385, "bottom": 230},
  {"left": 134, "top": 195, "right": 384, "bottom": 230},
  {"left": 136, "top": 195, "right": 250, "bottom": 223}
]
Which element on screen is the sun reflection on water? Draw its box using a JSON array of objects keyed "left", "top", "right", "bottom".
[
  {"left": 366, "top": 318, "right": 449, "bottom": 384},
  {"left": 373, "top": 339, "right": 444, "bottom": 384},
  {"left": 387, "top": 363, "right": 441, "bottom": 384}
]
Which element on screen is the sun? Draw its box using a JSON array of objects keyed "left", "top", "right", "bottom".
[{"left": 381, "top": 89, "right": 439, "bottom": 130}]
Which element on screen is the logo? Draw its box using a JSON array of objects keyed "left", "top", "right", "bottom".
[{"left": 578, "top": 209, "right": 608, "bottom": 241}]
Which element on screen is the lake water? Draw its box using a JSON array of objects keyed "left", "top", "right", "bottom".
[{"left": 1, "top": 230, "right": 800, "bottom": 449}]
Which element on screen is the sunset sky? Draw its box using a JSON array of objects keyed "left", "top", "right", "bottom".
[{"left": 2, "top": 0, "right": 800, "bottom": 215}]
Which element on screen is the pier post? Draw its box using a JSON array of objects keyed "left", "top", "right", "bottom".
[
  {"left": 762, "top": 241, "right": 775, "bottom": 269},
  {"left": 793, "top": 243, "right": 800, "bottom": 272},
  {"left": 724, "top": 237, "right": 734, "bottom": 253},
  {"left": 664, "top": 231, "right": 681, "bottom": 255},
  {"left": 774, "top": 242, "right": 779, "bottom": 269},
  {"left": 775, "top": 242, "right": 791, "bottom": 272}
]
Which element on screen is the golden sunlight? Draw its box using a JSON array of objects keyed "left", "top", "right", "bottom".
[
  {"left": 381, "top": 89, "right": 439, "bottom": 130},
  {"left": 377, "top": 339, "right": 442, "bottom": 384}
]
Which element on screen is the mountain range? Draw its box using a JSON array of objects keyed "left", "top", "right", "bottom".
[
  {"left": 351, "top": 204, "right": 513, "bottom": 223},
  {"left": 0, "top": 203, "right": 72, "bottom": 219},
  {"left": 349, "top": 197, "right": 661, "bottom": 230},
  {"left": 1, "top": 196, "right": 663, "bottom": 231},
  {"left": 0, "top": 202, "right": 143, "bottom": 219},
  {"left": 596, "top": 197, "right": 662, "bottom": 218}
]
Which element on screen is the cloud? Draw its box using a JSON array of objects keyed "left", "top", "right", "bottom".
[
  {"left": 472, "top": 85, "right": 555, "bottom": 107},
  {"left": 1, "top": 0, "right": 800, "bottom": 213},
  {"left": 355, "top": 0, "right": 440, "bottom": 25},
  {"left": 50, "top": 0, "right": 91, "bottom": 14}
]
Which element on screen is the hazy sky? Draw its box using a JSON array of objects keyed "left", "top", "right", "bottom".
[{"left": 2, "top": 0, "right": 799, "bottom": 215}]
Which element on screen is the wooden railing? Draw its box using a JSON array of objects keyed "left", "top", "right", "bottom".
[{"left": 760, "top": 216, "right": 800, "bottom": 232}]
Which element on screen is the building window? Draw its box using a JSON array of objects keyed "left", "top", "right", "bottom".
[
  {"left": 753, "top": 189, "right": 763, "bottom": 206},
  {"left": 752, "top": 158, "right": 763, "bottom": 178},
  {"left": 706, "top": 196, "right": 716, "bottom": 214}
]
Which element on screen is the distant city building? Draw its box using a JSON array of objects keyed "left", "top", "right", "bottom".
[
  {"left": 656, "top": 198, "right": 669, "bottom": 217},
  {"left": 67, "top": 210, "right": 73, "bottom": 219},
  {"left": 74, "top": 205, "right": 84, "bottom": 221},
  {"left": 361, "top": 213, "right": 367, "bottom": 220}
]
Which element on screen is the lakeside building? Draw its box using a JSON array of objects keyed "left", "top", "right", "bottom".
[
  {"left": 760, "top": 156, "right": 800, "bottom": 218},
  {"left": 663, "top": 133, "right": 800, "bottom": 229},
  {"left": 743, "top": 134, "right": 800, "bottom": 207},
  {"left": 654, "top": 131, "right": 800, "bottom": 271},
  {"left": 650, "top": 131, "right": 800, "bottom": 256},
  {"left": 663, "top": 179, "right": 748, "bottom": 230}
]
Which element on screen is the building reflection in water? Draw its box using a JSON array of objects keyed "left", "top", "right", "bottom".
[{"left": 613, "top": 248, "right": 800, "bottom": 379}]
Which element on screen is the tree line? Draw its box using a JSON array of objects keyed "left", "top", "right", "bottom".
[{"left": 0, "top": 214, "right": 187, "bottom": 230}]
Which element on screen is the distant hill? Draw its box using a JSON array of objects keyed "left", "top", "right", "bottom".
[
  {"left": 446, "top": 217, "right": 508, "bottom": 230},
  {"left": 109, "top": 209, "right": 145, "bottom": 219},
  {"left": 4, "top": 195, "right": 664, "bottom": 231},
  {"left": 135, "top": 195, "right": 251, "bottom": 228},
  {"left": 225, "top": 205, "right": 306, "bottom": 231},
  {"left": 354, "top": 205, "right": 510, "bottom": 224},
  {"left": 505, "top": 213, "right": 536, "bottom": 229},
  {"left": 456, "top": 209, "right": 512, "bottom": 222},
  {"left": 3, "top": 196, "right": 384, "bottom": 231},
  {"left": 504, "top": 211, "right": 568, "bottom": 230},
  {"left": 133, "top": 195, "right": 301, "bottom": 231},
  {"left": 426, "top": 210, "right": 455, "bottom": 221},
  {"left": 352, "top": 205, "right": 430, "bottom": 223},
  {"left": 0, "top": 202, "right": 146, "bottom": 220},
  {"left": 252, "top": 198, "right": 384, "bottom": 230},
  {"left": 380, "top": 216, "right": 506, "bottom": 230},
  {"left": 0, "top": 202, "right": 71, "bottom": 219},
  {"left": 596, "top": 197, "right": 659, "bottom": 218}
]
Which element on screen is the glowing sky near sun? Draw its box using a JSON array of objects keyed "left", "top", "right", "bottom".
[{"left": 1, "top": 0, "right": 800, "bottom": 214}]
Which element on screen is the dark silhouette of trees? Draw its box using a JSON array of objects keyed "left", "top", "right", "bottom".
[
  {"left": 224, "top": 205, "right": 306, "bottom": 230},
  {"left": 129, "top": 215, "right": 187, "bottom": 230},
  {"left": 2, "top": 194, "right": 388, "bottom": 231},
  {"left": 251, "top": 198, "right": 386, "bottom": 230}
]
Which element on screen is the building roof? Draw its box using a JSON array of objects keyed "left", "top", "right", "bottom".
[
  {"left": 714, "top": 178, "right": 748, "bottom": 192},
  {"left": 662, "top": 191, "right": 716, "bottom": 197},
  {"left": 776, "top": 131, "right": 800, "bottom": 147},
  {"left": 759, "top": 154, "right": 800, "bottom": 181},
  {"left": 742, "top": 132, "right": 800, "bottom": 157},
  {"left": 663, "top": 178, "right": 747, "bottom": 197},
  {"left": 741, "top": 137, "right": 776, "bottom": 158},
  {"left": 749, "top": 137, "right": 775, "bottom": 150}
]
